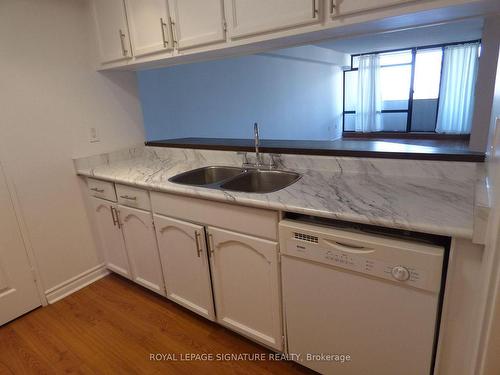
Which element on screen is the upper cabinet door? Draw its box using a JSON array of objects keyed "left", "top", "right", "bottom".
[
  {"left": 329, "top": 0, "right": 415, "bottom": 17},
  {"left": 168, "top": 0, "right": 226, "bottom": 49},
  {"left": 207, "top": 226, "right": 282, "bottom": 350},
  {"left": 225, "top": 0, "right": 320, "bottom": 39},
  {"left": 92, "top": 0, "right": 132, "bottom": 63},
  {"left": 154, "top": 215, "right": 215, "bottom": 321},
  {"left": 124, "top": 0, "right": 173, "bottom": 57},
  {"left": 118, "top": 205, "right": 165, "bottom": 295},
  {"left": 90, "top": 198, "right": 131, "bottom": 278}
]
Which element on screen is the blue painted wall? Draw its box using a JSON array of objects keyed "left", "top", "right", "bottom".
[{"left": 137, "top": 53, "right": 342, "bottom": 141}]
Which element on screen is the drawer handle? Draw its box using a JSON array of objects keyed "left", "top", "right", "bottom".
[
  {"left": 120, "top": 195, "right": 137, "bottom": 201},
  {"left": 91, "top": 187, "right": 105, "bottom": 193},
  {"left": 194, "top": 231, "right": 202, "bottom": 258}
]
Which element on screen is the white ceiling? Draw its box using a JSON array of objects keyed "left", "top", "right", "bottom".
[{"left": 314, "top": 18, "right": 484, "bottom": 55}]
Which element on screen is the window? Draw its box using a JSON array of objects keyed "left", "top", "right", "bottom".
[{"left": 343, "top": 40, "right": 480, "bottom": 134}]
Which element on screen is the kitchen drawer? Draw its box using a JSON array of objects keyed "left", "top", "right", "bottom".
[
  {"left": 87, "top": 178, "right": 116, "bottom": 202},
  {"left": 116, "top": 184, "right": 151, "bottom": 211},
  {"left": 151, "top": 192, "right": 278, "bottom": 241}
]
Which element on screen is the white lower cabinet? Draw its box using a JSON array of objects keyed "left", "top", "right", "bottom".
[
  {"left": 154, "top": 215, "right": 215, "bottom": 320},
  {"left": 207, "top": 226, "right": 283, "bottom": 351},
  {"left": 118, "top": 205, "right": 165, "bottom": 295},
  {"left": 90, "top": 197, "right": 131, "bottom": 278}
]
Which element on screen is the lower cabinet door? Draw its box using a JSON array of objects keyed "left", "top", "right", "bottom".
[
  {"left": 90, "top": 197, "right": 131, "bottom": 278},
  {"left": 118, "top": 205, "right": 165, "bottom": 295},
  {"left": 207, "top": 226, "right": 282, "bottom": 350},
  {"left": 154, "top": 214, "right": 215, "bottom": 320}
]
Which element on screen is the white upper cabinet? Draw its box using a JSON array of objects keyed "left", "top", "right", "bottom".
[
  {"left": 168, "top": 0, "right": 226, "bottom": 49},
  {"left": 118, "top": 205, "right": 165, "bottom": 295},
  {"left": 124, "top": 0, "right": 173, "bottom": 57},
  {"left": 154, "top": 215, "right": 215, "bottom": 320},
  {"left": 329, "top": 0, "right": 415, "bottom": 17},
  {"left": 90, "top": 198, "right": 131, "bottom": 278},
  {"left": 207, "top": 226, "right": 282, "bottom": 350},
  {"left": 225, "top": 0, "right": 320, "bottom": 39},
  {"left": 92, "top": 0, "right": 132, "bottom": 63}
]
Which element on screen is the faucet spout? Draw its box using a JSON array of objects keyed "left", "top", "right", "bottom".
[{"left": 254, "top": 122, "right": 262, "bottom": 166}]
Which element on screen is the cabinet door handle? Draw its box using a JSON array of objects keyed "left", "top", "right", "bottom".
[
  {"left": 312, "top": 0, "right": 318, "bottom": 18},
  {"left": 119, "top": 195, "right": 137, "bottom": 201},
  {"left": 119, "top": 29, "right": 128, "bottom": 56},
  {"left": 207, "top": 233, "right": 215, "bottom": 257},
  {"left": 160, "top": 18, "right": 168, "bottom": 47},
  {"left": 115, "top": 208, "right": 122, "bottom": 229},
  {"left": 91, "top": 187, "right": 105, "bottom": 193},
  {"left": 169, "top": 17, "right": 178, "bottom": 47},
  {"left": 110, "top": 206, "right": 118, "bottom": 226},
  {"left": 194, "top": 231, "right": 202, "bottom": 258},
  {"left": 330, "top": 0, "right": 336, "bottom": 13}
]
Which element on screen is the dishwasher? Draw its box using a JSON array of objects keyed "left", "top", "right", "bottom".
[{"left": 279, "top": 217, "right": 446, "bottom": 375}]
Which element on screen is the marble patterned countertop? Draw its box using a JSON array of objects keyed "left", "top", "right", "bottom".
[{"left": 74, "top": 146, "right": 480, "bottom": 239}]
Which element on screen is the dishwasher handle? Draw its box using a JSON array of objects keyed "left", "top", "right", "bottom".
[{"left": 324, "top": 239, "right": 375, "bottom": 254}]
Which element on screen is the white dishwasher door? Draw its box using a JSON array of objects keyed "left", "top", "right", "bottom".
[{"left": 280, "top": 220, "right": 444, "bottom": 375}]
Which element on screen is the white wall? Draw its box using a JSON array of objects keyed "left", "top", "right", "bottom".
[{"left": 0, "top": 0, "right": 144, "bottom": 294}]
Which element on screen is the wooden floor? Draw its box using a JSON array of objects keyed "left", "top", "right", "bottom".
[{"left": 0, "top": 274, "right": 314, "bottom": 375}]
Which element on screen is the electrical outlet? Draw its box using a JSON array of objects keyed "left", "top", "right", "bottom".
[{"left": 89, "top": 127, "right": 100, "bottom": 143}]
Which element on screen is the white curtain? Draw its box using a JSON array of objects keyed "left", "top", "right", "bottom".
[
  {"left": 355, "top": 54, "right": 382, "bottom": 132},
  {"left": 436, "top": 43, "right": 479, "bottom": 134}
]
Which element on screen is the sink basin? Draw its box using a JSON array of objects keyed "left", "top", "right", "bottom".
[
  {"left": 220, "top": 169, "right": 301, "bottom": 193},
  {"left": 169, "top": 166, "right": 244, "bottom": 186}
]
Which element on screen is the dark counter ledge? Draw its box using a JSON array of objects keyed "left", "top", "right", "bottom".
[{"left": 145, "top": 138, "right": 485, "bottom": 162}]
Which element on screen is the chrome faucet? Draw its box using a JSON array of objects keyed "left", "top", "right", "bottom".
[
  {"left": 240, "top": 123, "right": 278, "bottom": 169},
  {"left": 254, "top": 122, "right": 263, "bottom": 167}
]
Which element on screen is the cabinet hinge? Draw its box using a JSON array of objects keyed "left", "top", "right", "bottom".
[
  {"left": 222, "top": 19, "right": 227, "bottom": 32},
  {"left": 30, "top": 267, "right": 37, "bottom": 283},
  {"left": 152, "top": 221, "right": 156, "bottom": 230}
]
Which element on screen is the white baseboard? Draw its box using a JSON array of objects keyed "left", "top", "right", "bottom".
[{"left": 45, "top": 263, "right": 110, "bottom": 304}]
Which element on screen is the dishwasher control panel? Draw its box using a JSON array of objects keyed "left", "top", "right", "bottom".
[
  {"left": 280, "top": 219, "right": 444, "bottom": 293},
  {"left": 286, "top": 239, "right": 427, "bottom": 289}
]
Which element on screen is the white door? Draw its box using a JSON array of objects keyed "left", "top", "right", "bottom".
[
  {"left": 168, "top": 0, "right": 226, "bottom": 49},
  {"left": 90, "top": 198, "right": 131, "bottom": 278},
  {"left": 207, "top": 226, "right": 282, "bottom": 350},
  {"left": 330, "top": 0, "right": 414, "bottom": 17},
  {"left": 225, "top": 0, "right": 320, "bottom": 39},
  {"left": 0, "top": 163, "right": 40, "bottom": 325},
  {"left": 118, "top": 206, "right": 165, "bottom": 295},
  {"left": 154, "top": 215, "right": 215, "bottom": 320},
  {"left": 92, "top": 0, "right": 132, "bottom": 63},
  {"left": 124, "top": 0, "right": 173, "bottom": 57}
]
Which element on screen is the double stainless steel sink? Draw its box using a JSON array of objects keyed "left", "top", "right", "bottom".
[{"left": 169, "top": 166, "right": 301, "bottom": 194}]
